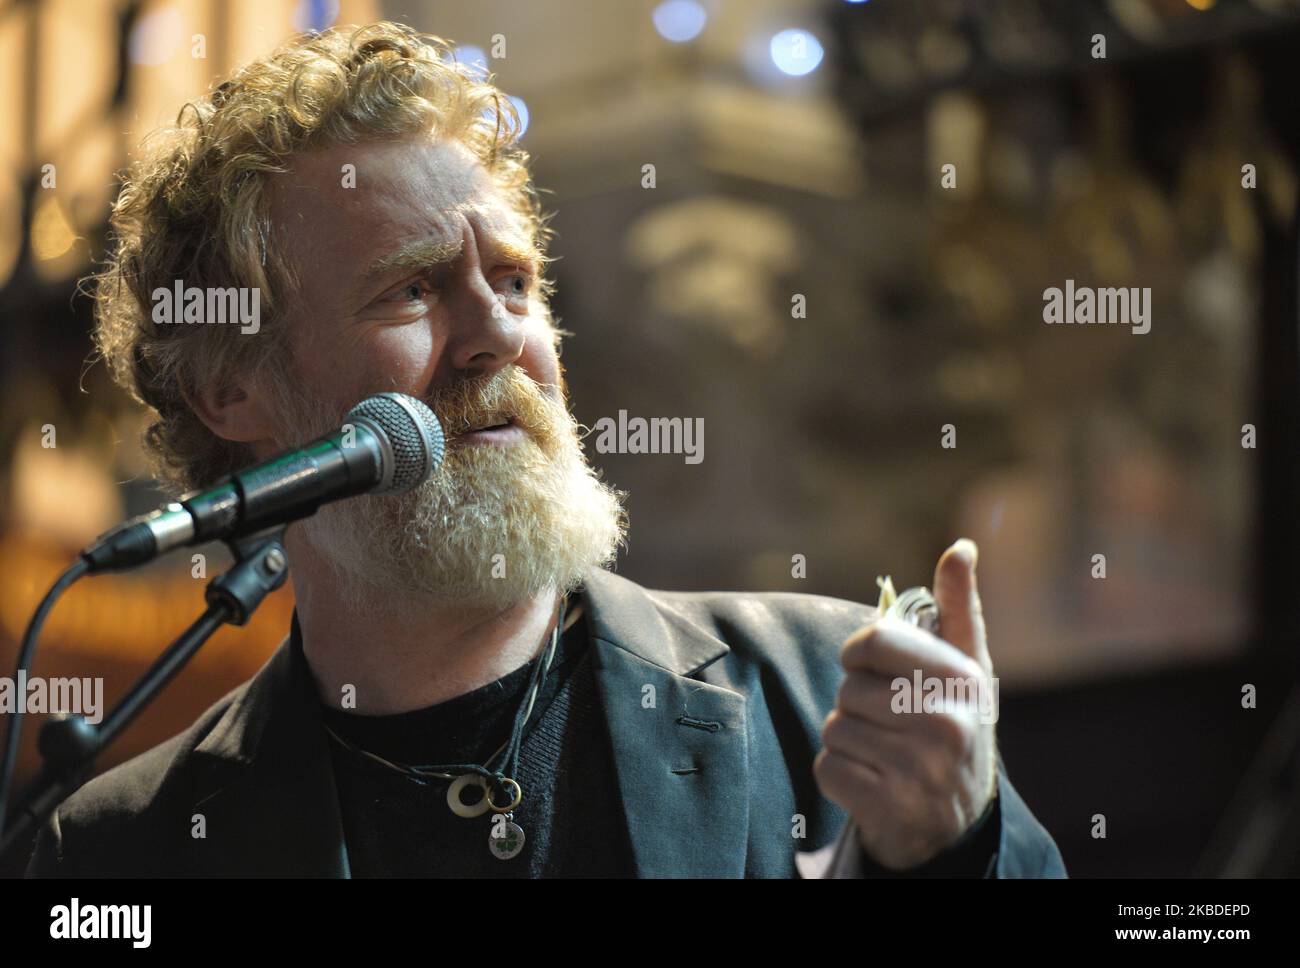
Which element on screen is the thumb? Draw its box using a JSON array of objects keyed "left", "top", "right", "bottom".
[{"left": 933, "top": 538, "right": 991, "bottom": 673}]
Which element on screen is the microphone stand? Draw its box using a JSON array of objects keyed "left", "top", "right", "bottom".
[{"left": 0, "top": 528, "right": 289, "bottom": 865}]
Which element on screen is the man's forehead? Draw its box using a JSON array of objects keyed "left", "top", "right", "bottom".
[
  {"left": 268, "top": 134, "right": 532, "bottom": 277},
  {"left": 278, "top": 133, "right": 490, "bottom": 199}
]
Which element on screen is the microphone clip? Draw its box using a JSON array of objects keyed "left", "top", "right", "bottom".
[{"left": 207, "top": 527, "right": 290, "bottom": 625}]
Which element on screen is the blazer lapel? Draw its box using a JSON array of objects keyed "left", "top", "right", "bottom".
[
  {"left": 581, "top": 568, "right": 750, "bottom": 877},
  {"left": 185, "top": 619, "right": 351, "bottom": 877}
]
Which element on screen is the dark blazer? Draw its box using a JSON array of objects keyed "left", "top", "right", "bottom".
[{"left": 26, "top": 567, "right": 1066, "bottom": 877}]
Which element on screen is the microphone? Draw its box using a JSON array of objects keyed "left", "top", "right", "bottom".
[{"left": 82, "top": 392, "right": 445, "bottom": 573}]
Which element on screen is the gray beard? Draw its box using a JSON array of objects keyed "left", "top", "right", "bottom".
[{"left": 277, "top": 371, "right": 627, "bottom": 615}]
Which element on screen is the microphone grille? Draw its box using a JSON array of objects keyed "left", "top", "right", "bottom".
[{"left": 346, "top": 393, "right": 445, "bottom": 494}]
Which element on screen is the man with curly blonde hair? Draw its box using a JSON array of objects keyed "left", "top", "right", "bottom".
[{"left": 27, "top": 21, "right": 1063, "bottom": 879}]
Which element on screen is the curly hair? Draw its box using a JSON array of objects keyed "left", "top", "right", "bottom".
[{"left": 92, "top": 21, "right": 553, "bottom": 494}]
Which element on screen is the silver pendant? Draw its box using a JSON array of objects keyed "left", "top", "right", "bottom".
[{"left": 489, "top": 816, "right": 526, "bottom": 860}]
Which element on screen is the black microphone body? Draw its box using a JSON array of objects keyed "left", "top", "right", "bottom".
[{"left": 82, "top": 392, "right": 444, "bottom": 573}]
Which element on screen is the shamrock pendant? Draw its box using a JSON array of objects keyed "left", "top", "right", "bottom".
[{"left": 489, "top": 813, "right": 526, "bottom": 860}]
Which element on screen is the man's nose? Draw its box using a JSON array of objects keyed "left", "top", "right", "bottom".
[{"left": 442, "top": 226, "right": 526, "bottom": 377}]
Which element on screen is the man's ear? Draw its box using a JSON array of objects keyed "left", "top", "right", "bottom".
[{"left": 183, "top": 373, "right": 278, "bottom": 451}]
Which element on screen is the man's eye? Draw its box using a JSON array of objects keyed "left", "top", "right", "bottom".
[
  {"left": 384, "top": 278, "right": 434, "bottom": 303},
  {"left": 498, "top": 273, "right": 531, "bottom": 299}
]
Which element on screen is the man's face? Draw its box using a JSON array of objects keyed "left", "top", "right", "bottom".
[
  {"left": 259, "top": 133, "right": 624, "bottom": 611},
  {"left": 268, "top": 133, "right": 561, "bottom": 424}
]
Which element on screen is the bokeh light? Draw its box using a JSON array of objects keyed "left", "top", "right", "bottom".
[
  {"left": 653, "top": 1, "right": 707, "bottom": 43},
  {"left": 453, "top": 44, "right": 489, "bottom": 80},
  {"left": 127, "top": 7, "right": 183, "bottom": 66},
  {"left": 769, "top": 28, "right": 824, "bottom": 76},
  {"left": 509, "top": 96, "right": 530, "bottom": 138},
  {"left": 293, "top": 0, "right": 340, "bottom": 33}
]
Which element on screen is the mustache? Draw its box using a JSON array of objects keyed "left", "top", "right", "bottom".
[
  {"left": 421, "top": 366, "right": 566, "bottom": 441},
  {"left": 279, "top": 366, "right": 567, "bottom": 452}
]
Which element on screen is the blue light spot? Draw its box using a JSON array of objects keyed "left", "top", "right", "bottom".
[
  {"left": 293, "top": 0, "right": 339, "bottom": 32},
  {"left": 770, "top": 29, "right": 824, "bottom": 76},
  {"left": 481, "top": 96, "right": 531, "bottom": 140},
  {"left": 454, "top": 45, "right": 490, "bottom": 80},
  {"left": 653, "top": 0, "right": 707, "bottom": 43},
  {"left": 509, "top": 96, "right": 530, "bottom": 138}
]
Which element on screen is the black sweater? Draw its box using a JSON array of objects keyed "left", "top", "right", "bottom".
[{"left": 320, "top": 611, "right": 636, "bottom": 877}]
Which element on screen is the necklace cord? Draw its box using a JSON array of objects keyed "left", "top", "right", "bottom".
[{"left": 322, "top": 595, "right": 573, "bottom": 806}]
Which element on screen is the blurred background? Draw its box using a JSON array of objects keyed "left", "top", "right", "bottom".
[{"left": 2, "top": 0, "right": 1300, "bottom": 877}]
